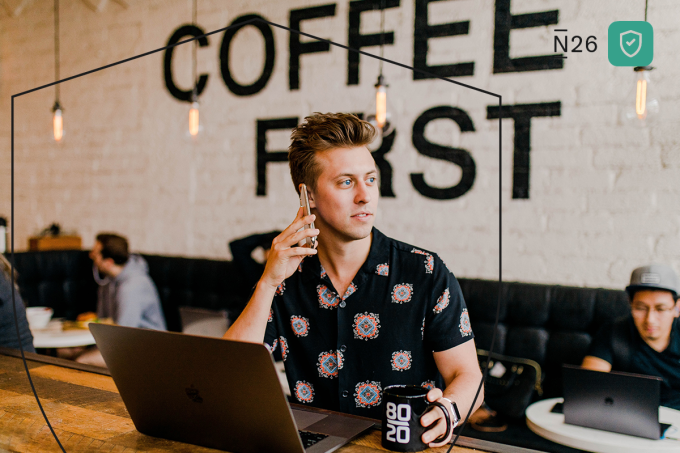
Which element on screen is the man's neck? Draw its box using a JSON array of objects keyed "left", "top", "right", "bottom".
[
  {"left": 316, "top": 230, "right": 372, "bottom": 289},
  {"left": 639, "top": 322, "right": 675, "bottom": 353},
  {"left": 105, "top": 264, "right": 124, "bottom": 278},
  {"left": 643, "top": 336, "right": 671, "bottom": 353}
]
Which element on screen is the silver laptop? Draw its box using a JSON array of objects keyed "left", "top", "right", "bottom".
[
  {"left": 562, "top": 365, "right": 668, "bottom": 439},
  {"left": 90, "top": 323, "right": 374, "bottom": 453}
]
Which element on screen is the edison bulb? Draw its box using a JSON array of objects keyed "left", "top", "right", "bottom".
[
  {"left": 189, "top": 101, "right": 199, "bottom": 137},
  {"left": 365, "top": 75, "right": 395, "bottom": 142},
  {"left": 52, "top": 105, "right": 63, "bottom": 142},
  {"left": 623, "top": 66, "right": 659, "bottom": 125}
]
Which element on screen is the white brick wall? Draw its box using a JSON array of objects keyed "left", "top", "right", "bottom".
[{"left": 0, "top": 0, "right": 678, "bottom": 290}]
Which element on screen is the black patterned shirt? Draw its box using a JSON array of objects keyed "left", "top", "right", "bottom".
[{"left": 264, "top": 227, "right": 473, "bottom": 419}]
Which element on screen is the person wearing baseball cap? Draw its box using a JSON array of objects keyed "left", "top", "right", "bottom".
[{"left": 582, "top": 264, "right": 680, "bottom": 409}]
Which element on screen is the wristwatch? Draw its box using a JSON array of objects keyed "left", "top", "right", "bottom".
[{"left": 441, "top": 397, "right": 461, "bottom": 428}]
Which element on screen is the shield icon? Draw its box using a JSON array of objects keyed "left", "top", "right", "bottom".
[{"left": 620, "top": 30, "right": 642, "bottom": 57}]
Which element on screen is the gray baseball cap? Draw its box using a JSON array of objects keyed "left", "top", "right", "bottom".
[{"left": 625, "top": 264, "right": 680, "bottom": 299}]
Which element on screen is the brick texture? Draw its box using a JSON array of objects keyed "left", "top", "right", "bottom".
[{"left": 0, "top": 0, "right": 678, "bottom": 290}]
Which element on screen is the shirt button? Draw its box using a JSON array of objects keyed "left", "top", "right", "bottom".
[
  {"left": 339, "top": 301, "right": 347, "bottom": 308},
  {"left": 340, "top": 345, "right": 347, "bottom": 352},
  {"left": 342, "top": 390, "right": 349, "bottom": 398}
]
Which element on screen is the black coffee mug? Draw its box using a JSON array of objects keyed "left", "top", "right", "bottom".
[{"left": 382, "top": 385, "right": 452, "bottom": 452}]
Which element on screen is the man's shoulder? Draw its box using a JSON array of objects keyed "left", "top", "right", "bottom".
[
  {"left": 117, "top": 257, "right": 159, "bottom": 298},
  {"left": 119, "top": 270, "right": 154, "bottom": 286},
  {"left": 380, "top": 232, "right": 452, "bottom": 277},
  {"left": 119, "top": 256, "right": 153, "bottom": 280},
  {"left": 670, "top": 318, "right": 680, "bottom": 350},
  {"left": 378, "top": 230, "right": 430, "bottom": 258},
  {"left": 0, "top": 272, "right": 12, "bottom": 299}
]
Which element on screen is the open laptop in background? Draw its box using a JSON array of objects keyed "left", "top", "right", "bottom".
[
  {"left": 89, "top": 323, "right": 374, "bottom": 453},
  {"left": 562, "top": 365, "right": 670, "bottom": 439}
]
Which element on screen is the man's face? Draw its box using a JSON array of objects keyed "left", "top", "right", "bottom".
[
  {"left": 308, "top": 146, "right": 379, "bottom": 242},
  {"left": 630, "top": 290, "right": 679, "bottom": 343}
]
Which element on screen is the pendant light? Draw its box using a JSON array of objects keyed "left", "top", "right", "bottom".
[
  {"left": 626, "top": 66, "right": 658, "bottom": 122},
  {"left": 366, "top": 0, "right": 394, "bottom": 138},
  {"left": 188, "top": 0, "right": 200, "bottom": 137},
  {"left": 622, "top": 0, "right": 659, "bottom": 125},
  {"left": 52, "top": 0, "right": 63, "bottom": 142}
]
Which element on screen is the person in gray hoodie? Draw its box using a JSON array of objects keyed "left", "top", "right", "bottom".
[
  {"left": 74, "top": 233, "right": 165, "bottom": 366},
  {"left": 90, "top": 234, "right": 166, "bottom": 330},
  {"left": 88, "top": 233, "right": 166, "bottom": 330}
]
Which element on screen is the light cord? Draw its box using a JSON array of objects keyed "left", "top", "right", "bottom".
[
  {"left": 192, "top": 0, "right": 198, "bottom": 98},
  {"left": 54, "top": 0, "right": 60, "bottom": 102},
  {"left": 378, "top": 0, "right": 385, "bottom": 76}
]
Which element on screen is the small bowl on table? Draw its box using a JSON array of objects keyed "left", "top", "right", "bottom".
[{"left": 26, "top": 306, "right": 54, "bottom": 330}]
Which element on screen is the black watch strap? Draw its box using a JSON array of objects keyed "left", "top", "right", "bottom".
[{"left": 441, "top": 397, "right": 461, "bottom": 426}]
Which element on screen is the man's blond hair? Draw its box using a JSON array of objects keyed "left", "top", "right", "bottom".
[{"left": 288, "top": 113, "right": 376, "bottom": 193}]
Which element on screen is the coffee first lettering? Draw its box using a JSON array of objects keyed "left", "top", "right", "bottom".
[{"left": 163, "top": 0, "right": 564, "bottom": 200}]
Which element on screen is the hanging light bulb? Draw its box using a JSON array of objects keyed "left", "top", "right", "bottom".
[
  {"left": 52, "top": 0, "right": 64, "bottom": 142},
  {"left": 365, "top": 0, "right": 396, "bottom": 145},
  {"left": 375, "top": 75, "right": 387, "bottom": 129},
  {"left": 186, "top": 0, "right": 202, "bottom": 138},
  {"left": 622, "top": 66, "right": 659, "bottom": 125},
  {"left": 620, "top": 3, "right": 657, "bottom": 126},
  {"left": 366, "top": 74, "right": 395, "bottom": 137},
  {"left": 52, "top": 101, "right": 63, "bottom": 142},
  {"left": 634, "top": 67, "right": 656, "bottom": 120},
  {"left": 635, "top": 74, "right": 647, "bottom": 118},
  {"left": 189, "top": 91, "right": 199, "bottom": 137}
]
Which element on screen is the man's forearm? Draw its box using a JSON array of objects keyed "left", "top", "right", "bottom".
[
  {"left": 442, "top": 369, "right": 484, "bottom": 422},
  {"left": 223, "top": 280, "right": 277, "bottom": 343}
]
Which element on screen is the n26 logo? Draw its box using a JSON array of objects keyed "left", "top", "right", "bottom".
[
  {"left": 553, "top": 30, "right": 597, "bottom": 55},
  {"left": 385, "top": 402, "right": 411, "bottom": 444}
]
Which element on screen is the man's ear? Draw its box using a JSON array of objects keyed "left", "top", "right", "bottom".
[
  {"left": 674, "top": 300, "right": 680, "bottom": 317},
  {"left": 307, "top": 188, "right": 316, "bottom": 209}
]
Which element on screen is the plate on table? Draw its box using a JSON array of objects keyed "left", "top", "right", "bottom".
[{"left": 62, "top": 320, "right": 95, "bottom": 331}]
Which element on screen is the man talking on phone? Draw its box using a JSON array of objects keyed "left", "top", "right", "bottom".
[{"left": 225, "top": 113, "right": 482, "bottom": 447}]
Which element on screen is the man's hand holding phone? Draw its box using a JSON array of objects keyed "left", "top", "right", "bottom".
[
  {"left": 260, "top": 207, "right": 318, "bottom": 290},
  {"left": 299, "top": 184, "right": 317, "bottom": 248},
  {"left": 224, "top": 198, "right": 319, "bottom": 343}
]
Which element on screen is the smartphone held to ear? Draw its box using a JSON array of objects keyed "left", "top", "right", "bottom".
[{"left": 299, "top": 184, "right": 317, "bottom": 248}]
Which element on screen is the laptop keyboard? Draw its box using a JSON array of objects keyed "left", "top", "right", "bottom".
[{"left": 298, "top": 430, "right": 328, "bottom": 449}]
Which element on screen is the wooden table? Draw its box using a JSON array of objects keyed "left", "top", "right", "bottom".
[{"left": 0, "top": 348, "right": 530, "bottom": 453}]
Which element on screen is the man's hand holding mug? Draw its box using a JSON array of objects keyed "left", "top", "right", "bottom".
[{"left": 382, "top": 385, "right": 460, "bottom": 452}]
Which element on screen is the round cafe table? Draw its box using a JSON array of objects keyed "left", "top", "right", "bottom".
[
  {"left": 31, "top": 320, "right": 96, "bottom": 349},
  {"left": 526, "top": 398, "right": 680, "bottom": 453}
]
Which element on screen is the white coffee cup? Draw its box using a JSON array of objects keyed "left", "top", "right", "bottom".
[{"left": 26, "top": 306, "right": 54, "bottom": 330}]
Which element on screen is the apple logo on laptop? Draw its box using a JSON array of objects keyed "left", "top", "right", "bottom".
[
  {"left": 185, "top": 384, "right": 203, "bottom": 403},
  {"left": 604, "top": 397, "right": 614, "bottom": 406}
]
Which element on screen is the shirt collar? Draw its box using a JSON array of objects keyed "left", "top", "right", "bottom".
[
  {"left": 300, "top": 227, "right": 391, "bottom": 283},
  {"left": 359, "top": 227, "right": 390, "bottom": 277}
]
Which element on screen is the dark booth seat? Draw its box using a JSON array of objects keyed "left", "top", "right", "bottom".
[
  {"left": 6, "top": 251, "right": 249, "bottom": 332},
  {"left": 459, "top": 279, "right": 629, "bottom": 451},
  {"left": 7, "top": 251, "right": 632, "bottom": 451},
  {"left": 460, "top": 279, "right": 629, "bottom": 399},
  {"left": 8, "top": 250, "right": 98, "bottom": 322}
]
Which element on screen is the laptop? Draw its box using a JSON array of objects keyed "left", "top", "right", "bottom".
[
  {"left": 89, "top": 323, "right": 374, "bottom": 453},
  {"left": 562, "top": 365, "right": 669, "bottom": 439}
]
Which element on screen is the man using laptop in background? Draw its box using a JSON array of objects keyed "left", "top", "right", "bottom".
[
  {"left": 225, "top": 113, "right": 482, "bottom": 448},
  {"left": 582, "top": 264, "right": 680, "bottom": 409}
]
